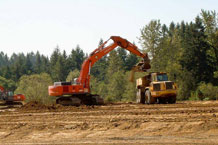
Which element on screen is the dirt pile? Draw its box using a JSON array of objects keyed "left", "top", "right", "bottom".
[
  {"left": 19, "top": 101, "right": 60, "bottom": 111},
  {"left": 19, "top": 101, "right": 97, "bottom": 112}
]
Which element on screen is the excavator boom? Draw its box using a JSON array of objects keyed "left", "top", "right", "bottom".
[{"left": 78, "top": 36, "right": 150, "bottom": 88}]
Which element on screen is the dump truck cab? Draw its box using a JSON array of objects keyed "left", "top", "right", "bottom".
[{"left": 136, "top": 72, "right": 177, "bottom": 104}]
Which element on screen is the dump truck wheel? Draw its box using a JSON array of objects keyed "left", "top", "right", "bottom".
[
  {"left": 145, "top": 90, "right": 155, "bottom": 104},
  {"left": 157, "top": 98, "right": 167, "bottom": 104},
  {"left": 168, "top": 96, "right": 176, "bottom": 104},
  {"left": 136, "top": 89, "right": 145, "bottom": 104}
]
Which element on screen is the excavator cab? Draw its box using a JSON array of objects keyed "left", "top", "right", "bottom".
[
  {"left": 73, "top": 78, "right": 79, "bottom": 85},
  {"left": 7, "top": 91, "right": 14, "bottom": 97}
]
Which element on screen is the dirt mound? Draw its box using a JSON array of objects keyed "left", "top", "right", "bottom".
[
  {"left": 19, "top": 101, "right": 60, "bottom": 111},
  {"left": 18, "top": 101, "right": 98, "bottom": 112}
]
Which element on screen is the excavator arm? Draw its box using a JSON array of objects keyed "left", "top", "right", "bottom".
[{"left": 78, "top": 36, "right": 151, "bottom": 88}]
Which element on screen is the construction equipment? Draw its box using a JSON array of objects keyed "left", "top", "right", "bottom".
[
  {"left": 49, "top": 36, "right": 151, "bottom": 106},
  {"left": 0, "top": 86, "right": 25, "bottom": 106},
  {"left": 136, "top": 72, "right": 177, "bottom": 104}
]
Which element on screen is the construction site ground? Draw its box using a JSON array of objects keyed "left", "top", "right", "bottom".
[{"left": 0, "top": 101, "right": 218, "bottom": 145}]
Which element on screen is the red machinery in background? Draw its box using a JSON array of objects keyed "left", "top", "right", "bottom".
[
  {"left": 49, "top": 36, "right": 151, "bottom": 105},
  {"left": 0, "top": 86, "right": 25, "bottom": 105}
]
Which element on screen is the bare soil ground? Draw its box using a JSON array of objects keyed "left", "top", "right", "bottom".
[{"left": 0, "top": 101, "right": 218, "bottom": 145}]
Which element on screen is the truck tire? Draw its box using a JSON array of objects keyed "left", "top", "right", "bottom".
[
  {"left": 157, "top": 97, "right": 167, "bottom": 104},
  {"left": 136, "top": 89, "right": 145, "bottom": 104},
  {"left": 145, "top": 90, "right": 156, "bottom": 104},
  {"left": 168, "top": 95, "right": 176, "bottom": 104}
]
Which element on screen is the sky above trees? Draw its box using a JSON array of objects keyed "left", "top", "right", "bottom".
[{"left": 0, "top": 0, "right": 217, "bottom": 56}]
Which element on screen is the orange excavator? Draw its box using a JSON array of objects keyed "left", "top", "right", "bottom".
[
  {"left": 0, "top": 86, "right": 25, "bottom": 106},
  {"left": 48, "top": 36, "right": 151, "bottom": 105}
]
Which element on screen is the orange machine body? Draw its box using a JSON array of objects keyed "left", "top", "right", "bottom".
[
  {"left": 49, "top": 84, "right": 90, "bottom": 96},
  {"left": 13, "top": 94, "right": 25, "bottom": 101},
  {"left": 0, "top": 85, "right": 25, "bottom": 102}
]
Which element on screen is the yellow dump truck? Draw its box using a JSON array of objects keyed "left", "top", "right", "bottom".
[{"left": 136, "top": 72, "right": 177, "bottom": 104}]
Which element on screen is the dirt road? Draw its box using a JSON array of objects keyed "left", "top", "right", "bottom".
[{"left": 0, "top": 101, "right": 218, "bottom": 144}]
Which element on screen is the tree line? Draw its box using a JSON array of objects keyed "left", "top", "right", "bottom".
[
  {"left": 139, "top": 9, "right": 218, "bottom": 100},
  {"left": 0, "top": 9, "right": 217, "bottom": 102},
  {"left": 0, "top": 40, "right": 139, "bottom": 102}
]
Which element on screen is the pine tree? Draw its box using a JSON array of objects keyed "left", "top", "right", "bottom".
[
  {"left": 25, "top": 53, "right": 33, "bottom": 75},
  {"left": 69, "top": 45, "right": 85, "bottom": 71},
  {"left": 117, "top": 47, "right": 127, "bottom": 70},
  {"left": 139, "top": 20, "right": 162, "bottom": 71},
  {"left": 34, "top": 51, "right": 42, "bottom": 73},
  {"left": 91, "top": 38, "right": 108, "bottom": 81},
  {"left": 106, "top": 50, "right": 123, "bottom": 80},
  {"left": 50, "top": 46, "right": 61, "bottom": 81},
  {"left": 41, "top": 56, "right": 50, "bottom": 74},
  {"left": 180, "top": 17, "right": 214, "bottom": 85},
  {"left": 139, "top": 20, "right": 162, "bottom": 58},
  {"left": 125, "top": 53, "right": 138, "bottom": 71},
  {"left": 106, "top": 71, "right": 126, "bottom": 101},
  {"left": 52, "top": 55, "right": 65, "bottom": 81},
  {"left": 105, "top": 50, "right": 125, "bottom": 101}
]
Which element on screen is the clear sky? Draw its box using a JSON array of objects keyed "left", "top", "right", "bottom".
[{"left": 0, "top": 0, "right": 217, "bottom": 57}]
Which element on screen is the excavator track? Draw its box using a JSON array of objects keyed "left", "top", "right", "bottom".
[
  {"left": 56, "top": 97, "right": 81, "bottom": 106},
  {"left": 56, "top": 95, "right": 104, "bottom": 106},
  {"left": 0, "top": 101, "right": 24, "bottom": 109}
]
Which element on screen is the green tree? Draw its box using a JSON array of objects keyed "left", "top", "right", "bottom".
[
  {"left": 139, "top": 20, "right": 162, "bottom": 71},
  {"left": 50, "top": 46, "right": 61, "bottom": 71},
  {"left": 10, "top": 53, "right": 27, "bottom": 81},
  {"left": 0, "top": 52, "right": 9, "bottom": 68},
  {"left": 106, "top": 71, "right": 126, "bottom": 102},
  {"left": 106, "top": 50, "right": 123, "bottom": 81},
  {"left": 40, "top": 55, "right": 50, "bottom": 74},
  {"left": 0, "top": 76, "right": 16, "bottom": 91},
  {"left": 25, "top": 53, "right": 33, "bottom": 75},
  {"left": 90, "top": 75, "right": 108, "bottom": 99},
  {"left": 117, "top": 47, "right": 127, "bottom": 70},
  {"left": 69, "top": 45, "right": 85, "bottom": 70},
  {"left": 34, "top": 51, "right": 42, "bottom": 73},
  {"left": 122, "top": 71, "right": 137, "bottom": 101},
  {"left": 66, "top": 69, "right": 80, "bottom": 82},
  {"left": 91, "top": 38, "right": 108, "bottom": 81},
  {"left": 52, "top": 55, "right": 66, "bottom": 81},
  {"left": 200, "top": 10, "right": 218, "bottom": 84},
  {"left": 125, "top": 53, "right": 139, "bottom": 71},
  {"left": 50, "top": 47, "right": 63, "bottom": 81},
  {"left": 139, "top": 20, "right": 162, "bottom": 57},
  {"left": 180, "top": 17, "right": 214, "bottom": 84},
  {"left": 15, "top": 73, "right": 53, "bottom": 104}
]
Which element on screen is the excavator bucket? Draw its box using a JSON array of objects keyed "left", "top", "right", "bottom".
[
  {"left": 134, "top": 53, "right": 151, "bottom": 72},
  {"left": 111, "top": 36, "right": 151, "bottom": 71},
  {"left": 129, "top": 55, "right": 151, "bottom": 82}
]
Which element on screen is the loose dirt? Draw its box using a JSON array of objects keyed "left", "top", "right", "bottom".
[{"left": 0, "top": 101, "right": 218, "bottom": 144}]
